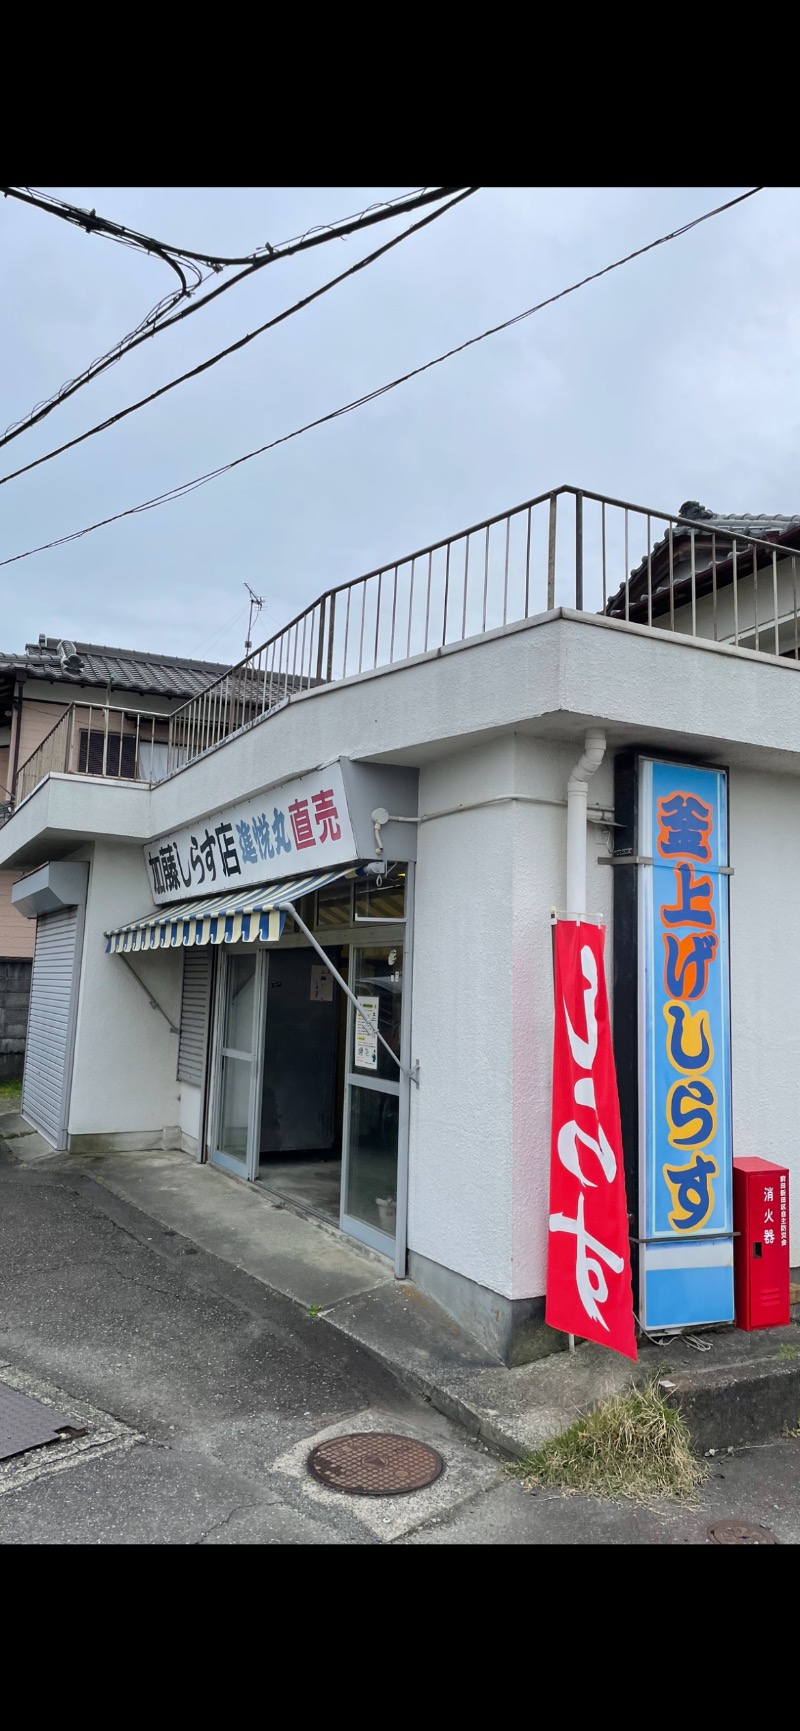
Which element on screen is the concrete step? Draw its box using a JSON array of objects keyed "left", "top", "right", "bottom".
[{"left": 642, "top": 1320, "right": 800, "bottom": 1452}]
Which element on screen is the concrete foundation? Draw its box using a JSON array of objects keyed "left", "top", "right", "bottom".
[
  {"left": 408, "top": 1248, "right": 566, "bottom": 1366},
  {"left": 67, "top": 1127, "right": 183, "bottom": 1156}
]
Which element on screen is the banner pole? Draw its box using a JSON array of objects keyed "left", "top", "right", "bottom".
[{"left": 552, "top": 907, "right": 579, "bottom": 1360}]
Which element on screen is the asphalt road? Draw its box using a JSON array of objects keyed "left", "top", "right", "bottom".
[{"left": 1, "top": 1149, "right": 797, "bottom": 1544}]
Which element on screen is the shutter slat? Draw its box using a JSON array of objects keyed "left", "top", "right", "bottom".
[
  {"left": 177, "top": 948, "right": 211, "bottom": 1086},
  {"left": 22, "top": 907, "right": 78, "bottom": 1145}
]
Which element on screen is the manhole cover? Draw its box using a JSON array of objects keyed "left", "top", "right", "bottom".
[
  {"left": 307, "top": 1432, "right": 445, "bottom": 1497},
  {"left": 0, "top": 1380, "right": 75, "bottom": 1462},
  {"left": 707, "top": 1519, "right": 778, "bottom": 1545}
]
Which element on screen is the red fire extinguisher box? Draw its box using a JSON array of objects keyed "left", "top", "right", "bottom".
[{"left": 733, "top": 1158, "right": 790, "bottom": 1330}]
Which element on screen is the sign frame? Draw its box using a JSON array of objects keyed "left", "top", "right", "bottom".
[
  {"left": 635, "top": 754, "right": 735, "bottom": 1331},
  {"left": 143, "top": 758, "right": 419, "bottom": 906}
]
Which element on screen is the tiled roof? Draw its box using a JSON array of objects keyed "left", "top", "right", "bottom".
[
  {"left": 670, "top": 507, "right": 800, "bottom": 539},
  {"left": 0, "top": 637, "right": 233, "bottom": 700},
  {"left": 606, "top": 503, "right": 800, "bottom": 619}
]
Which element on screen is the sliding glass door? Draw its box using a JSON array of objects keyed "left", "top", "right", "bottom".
[
  {"left": 210, "top": 950, "right": 264, "bottom": 1179},
  {"left": 341, "top": 943, "right": 403, "bottom": 1252}
]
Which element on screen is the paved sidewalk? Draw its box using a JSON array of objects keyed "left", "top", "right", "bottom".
[{"left": 4, "top": 1114, "right": 798, "bottom": 1459}]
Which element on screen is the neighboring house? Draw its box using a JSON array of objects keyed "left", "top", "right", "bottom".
[
  {"left": 0, "top": 636, "right": 232, "bottom": 1076},
  {"left": 1, "top": 488, "right": 797, "bottom": 1365},
  {"left": 605, "top": 500, "right": 800, "bottom": 654}
]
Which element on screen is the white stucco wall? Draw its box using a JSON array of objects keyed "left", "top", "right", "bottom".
[
  {"left": 7, "top": 613, "right": 800, "bottom": 877},
  {"left": 0, "top": 774, "right": 152, "bottom": 870},
  {"left": 68, "top": 841, "right": 182, "bottom": 1141},
  {"left": 408, "top": 735, "right": 614, "bottom": 1301},
  {"left": 410, "top": 736, "right": 800, "bottom": 1300},
  {"left": 5, "top": 608, "right": 800, "bottom": 1288},
  {"left": 138, "top": 610, "right": 800, "bottom": 844},
  {"left": 409, "top": 739, "right": 516, "bottom": 1295},
  {"left": 728, "top": 767, "right": 800, "bottom": 1263},
  {"left": 509, "top": 741, "right": 613, "bottom": 1298}
]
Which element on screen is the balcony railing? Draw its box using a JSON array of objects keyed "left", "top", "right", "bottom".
[
  {"left": 14, "top": 702, "right": 173, "bottom": 805},
  {"left": 164, "top": 486, "right": 800, "bottom": 778},
  {"left": 13, "top": 486, "right": 800, "bottom": 807}
]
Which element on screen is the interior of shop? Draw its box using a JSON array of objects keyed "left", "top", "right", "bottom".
[
  {"left": 256, "top": 943, "right": 345, "bottom": 1221},
  {"left": 255, "top": 871, "right": 405, "bottom": 1241}
]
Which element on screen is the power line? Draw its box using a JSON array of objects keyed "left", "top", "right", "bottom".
[
  {"left": 0, "top": 190, "right": 477, "bottom": 490},
  {"left": 1, "top": 183, "right": 443, "bottom": 269},
  {"left": 0, "top": 186, "right": 762, "bottom": 573},
  {"left": 0, "top": 191, "right": 193, "bottom": 290},
  {"left": 0, "top": 185, "right": 468, "bottom": 451}
]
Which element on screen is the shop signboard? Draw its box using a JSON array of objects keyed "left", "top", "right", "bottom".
[
  {"left": 144, "top": 759, "right": 419, "bottom": 905},
  {"left": 637, "top": 758, "right": 734, "bottom": 1330}
]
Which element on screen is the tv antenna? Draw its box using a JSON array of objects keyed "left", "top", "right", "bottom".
[{"left": 244, "top": 583, "right": 265, "bottom": 654}]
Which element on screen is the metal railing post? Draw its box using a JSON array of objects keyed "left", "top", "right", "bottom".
[
  {"left": 547, "top": 494, "right": 558, "bottom": 609},
  {"left": 315, "top": 596, "right": 327, "bottom": 684},
  {"left": 326, "top": 591, "right": 336, "bottom": 682},
  {"left": 575, "top": 490, "right": 584, "bottom": 610}
]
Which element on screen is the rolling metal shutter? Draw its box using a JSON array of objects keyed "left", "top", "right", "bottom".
[
  {"left": 22, "top": 906, "right": 79, "bottom": 1147},
  {"left": 177, "top": 946, "right": 212, "bottom": 1086}
]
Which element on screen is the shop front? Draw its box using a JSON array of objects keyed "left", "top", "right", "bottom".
[
  {"left": 206, "top": 863, "right": 412, "bottom": 1261},
  {"left": 6, "top": 578, "right": 800, "bottom": 1367},
  {"left": 103, "top": 758, "right": 419, "bottom": 1268}
]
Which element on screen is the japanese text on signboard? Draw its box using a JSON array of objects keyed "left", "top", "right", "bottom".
[
  {"left": 657, "top": 789, "right": 720, "bottom": 1231},
  {"left": 643, "top": 760, "right": 732, "bottom": 1244},
  {"left": 144, "top": 764, "right": 355, "bottom": 904},
  {"left": 147, "top": 788, "right": 341, "bottom": 897},
  {"left": 546, "top": 920, "right": 637, "bottom": 1360},
  {"left": 760, "top": 1176, "right": 789, "bottom": 1249}
]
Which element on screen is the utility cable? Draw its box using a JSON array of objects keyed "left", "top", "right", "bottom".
[
  {"left": 0, "top": 185, "right": 469, "bottom": 450},
  {"left": 0, "top": 190, "right": 476, "bottom": 490},
  {"left": 1, "top": 183, "right": 448, "bottom": 269},
  {"left": 0, "top": 186, "right": 761, "bottom": 572}
]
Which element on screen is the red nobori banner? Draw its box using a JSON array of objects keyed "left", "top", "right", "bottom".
[{"left": 546, "top": 920, "right": 637, "bottom": 1360}]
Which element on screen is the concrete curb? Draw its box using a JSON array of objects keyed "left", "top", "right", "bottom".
[
  {"left": 662, "top": 1344, "right": 800, "bottom": 1453},
  {"left": 3, "top": 1130, "right": 799, "bottom": 1461}
]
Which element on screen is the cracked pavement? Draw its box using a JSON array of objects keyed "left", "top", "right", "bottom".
[
  {"left": 2, "top": 1146, "right": 799, "bottom": 1544},
  {"left": 0, "top": 1149, "right": 502, "bottom": 1543}
]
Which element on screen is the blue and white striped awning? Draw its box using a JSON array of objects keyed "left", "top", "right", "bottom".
[{"left": 104, "top": 867, "right": 358, "bottom": 954}]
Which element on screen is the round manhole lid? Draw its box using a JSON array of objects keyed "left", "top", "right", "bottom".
[
  {"left": 707, "top": 1519, "right": 778, "bottom": 1545},
  {"left": 307, "top": 1432, "right": 445, "bottom": 1497}
]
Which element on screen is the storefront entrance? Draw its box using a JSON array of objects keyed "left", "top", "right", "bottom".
[
  {"left": 207, "top": 867, "right": 411, "bottom": 1261},
  {"left": 258, "top": 945, "right": 345, "bottom": 1223}
]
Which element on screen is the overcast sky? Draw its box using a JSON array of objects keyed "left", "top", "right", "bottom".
[{"left": 0, "top": 185, "right": 789, "bottom": 667}]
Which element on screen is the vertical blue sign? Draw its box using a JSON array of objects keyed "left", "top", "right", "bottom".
[{"left": 638, "top": 758, "right": 734, "bottom": 1330}]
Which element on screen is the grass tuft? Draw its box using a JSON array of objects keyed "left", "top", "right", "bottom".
[{"left": 508, "top": 1378, "right": 707, "bottom": 1503}]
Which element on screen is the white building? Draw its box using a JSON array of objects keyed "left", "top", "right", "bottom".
[{"left": 2, "top": 485, "right": 798, "bottom": 1363}]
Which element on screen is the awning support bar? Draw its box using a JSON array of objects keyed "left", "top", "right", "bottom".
[
  {"left": 284, "top": 902, "right": 419, "bottom": 1086},
  {"left": 118, "top": 952, "right": 179, "bottom": 1035}
]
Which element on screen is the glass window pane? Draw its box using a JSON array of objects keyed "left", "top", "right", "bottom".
[
  {"left": 217, "top": 1055, "right": 251, "bottom": 1160},
  {"left": 315, "top": 878, "right": 353, "bottom": 928},
  {"left": 354, "top": 868, "right": 406, "bottom": 922},
  {"left": 79, "top": 729, "right": 137, "bottom": 778},
  {"left": 344, "top": 1083, "right": 399, "bottom": 1239},
  {"left": 224, "top": 952, "right": 257, "bottom": 1053},
  {"left": 350, "top": 945, "right": 402, "bottom": 1082}
]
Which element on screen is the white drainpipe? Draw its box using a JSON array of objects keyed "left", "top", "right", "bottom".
[{"left": 566, "top": 728, "right": 607, "bottom": 915}]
